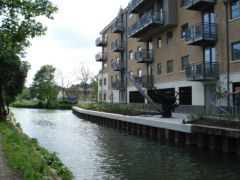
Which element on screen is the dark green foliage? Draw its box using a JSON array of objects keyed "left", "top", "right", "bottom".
[
  {"left": 0, "top": 122, "right": 73, "bottom": 180},
  {"left": 0, "top": 0, "right": 58, "bottom": 120}
]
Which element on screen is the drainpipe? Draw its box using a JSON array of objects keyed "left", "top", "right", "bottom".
[
  {"left": 125, "top": 11, "right": 128, "bottom": 104},
  {"left": 223, "top": 0, "right": 230, "bottom": 111}
]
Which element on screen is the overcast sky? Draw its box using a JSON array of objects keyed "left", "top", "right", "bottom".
[{"left": 24, "top": 0, "right": 129, "bottom": 85}]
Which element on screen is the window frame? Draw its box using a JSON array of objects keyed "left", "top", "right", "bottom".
[
  {"left": 167, "top": 60, "right": 174, "bottom": 73},
  {"left": 232, "top": 41, "right": 240, "bottom": 61},
  {"left": 181, "top": 55, "right": 189, "bottom": 71},
  {"left": 157, "top": 63, "right": 162, "bottom": 75},
  {"left": 167, "top": 31, "right": 173, "bottom": 45},
  {"left": 231, "top": 0, "right": 240, "bottom": 19}
]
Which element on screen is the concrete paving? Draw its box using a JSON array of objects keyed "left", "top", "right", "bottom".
[{"left": 73, "top": 107, "right": 192, "bottom": 133}]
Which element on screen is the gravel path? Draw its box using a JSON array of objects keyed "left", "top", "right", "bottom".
[{"left": 0, "top": 136, "right": 20, "bottom": 180}]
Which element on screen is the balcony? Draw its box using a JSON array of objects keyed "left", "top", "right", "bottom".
[
  {"left": 112, "top": 22, "right": 125, "bottom": 33},
  {"left": 135, "top": 49, "right": 153, "bottom": 63},
  {"left": 184, "top": 0, "right": 216, "bottom": 11},
  {"left": 111, "top": 60, "right": 123, "bottom": 71},
  {"left": 95, "top": 52, "right": 107, "bottom": 62},
  {"left": 112, "top": 81, "right": 125, "bottom": 91},
  {"left": 95, "top": 36, "right": 107, "bottom": 47},
  {"left": 111, "top": 42, "right": 125, "bottom": 52},
  {"left": 128, "top": 0, "right": 152, "bottom": 14},
  {"left": 133, "top": 75, "right": 154, "bottom": 89},
  {"left": 128, "top": 10, "right": 164, "bottom": 39},
  {"left": 185, "top": 23, "right": 217, "bottom": 46},
  {"left": 186, "top": 62, "right": 219, "bottom": 81}
]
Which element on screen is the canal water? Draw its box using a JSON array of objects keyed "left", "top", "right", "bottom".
[{"left": 12, "top": 108, "right": 240, "bottom": 180}]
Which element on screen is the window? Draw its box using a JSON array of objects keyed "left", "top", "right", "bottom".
[
  {"left": 128, "top": 13, "right": 133, "bottom": 19},
  {"left": 204, "top": 46, "right": 216, "bottom": 63},
  {"left": 181, "top": 23, "right": 188, "bottom": 39},
  {"left": 181, "top": 0, "right": 189, "bottom": 7},
  {"left": 99, "top": 79, "right": 102, "bottom": 86},
  {"left": 129, "top": 50, "right": 133, "bottom": 60},
  {"left": 157, "top": 63, "right": 162, "bottom": 75},
  {"left": 179, "top": 86, "right": 192, "bottom": 105},
  {"left": 157, "top": 37, "right": 162, "bottom": 48},
  {"left": 231, "top": 0, "right": 240, "bottom": 19},
  {"left": 167, "top": 60, "right": 173, "bottom": 73},
  {"left": 232, "top": 41, "right": 240, "bottom": 61},
  {"left": 167, "top": 31, "right": 173, "bottom": 45},
  {"left": 104, "top": 63, "right": 107, "bottom": 68},
  {"left": 181, "top": 55, "right": 189, "bottom": 71},
  {"left": 103, "top": 78, "right": 106, "bottom": 86},
  {"left": 137, "top": 69, "right": 142, "bottom": 77}
]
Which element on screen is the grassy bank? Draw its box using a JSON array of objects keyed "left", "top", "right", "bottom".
[
  {"left": 11, "top": 100, "right": 76, "bottom": 110},
  {"left": 0, "top": 121, "right": 73, "bottom": 180},
  {"left": 77, "top": 102, "right": 159, "bottom": 116}
]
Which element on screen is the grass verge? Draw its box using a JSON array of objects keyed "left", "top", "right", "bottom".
[{"left": 0, "top": 121, "right": 73, "bottom": 180}]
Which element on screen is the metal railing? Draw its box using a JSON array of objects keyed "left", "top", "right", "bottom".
[
  {"left": 135, "top": 49, "right": 153, "bottom": 63},
  {"left": 128, "top": 0, "right": 144, "bottom": 13},
  {"left": 185, "top": 23, "right": 217, "bottom": 42},
  {"left": 183, "top": 0, "right": 216, "bottom": 7},
  {"left": 95, "top": 36, "right": 107, "bottom": 46},
  {"left": 111, "top": 41, "right": 125, "bottom": 52},
  {"left": 132, "top": 75, "right": 154, "bottom": 88},
  {"left": 95, "top": 52, "right": 107, "bottom": 61},
  {"left": 112, "top": 22, "right": 125, "bottom": 33},
  {"left": 112, "top": 81, "right": 124, "bottom": 90},
  {"left": 128, "top": 10, "right": 164, "bottom": 37},
  {"left": 186, "top": 62, "right": 219, "bottom": 80},
  {"left": 111, "top": 60, "right": 123, "bottom": 71}
]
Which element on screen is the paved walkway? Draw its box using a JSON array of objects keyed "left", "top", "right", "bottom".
[{"left": 0, "top": 136, "right": 20, "bottom": 180}]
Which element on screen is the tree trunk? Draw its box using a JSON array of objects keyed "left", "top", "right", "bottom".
[{"left": 0, "top": 90, "right": 7, "bottom": 121}]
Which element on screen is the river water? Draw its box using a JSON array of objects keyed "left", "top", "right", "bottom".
[{"left": 12, "top": 108, "right": 240, "bottom": 180}]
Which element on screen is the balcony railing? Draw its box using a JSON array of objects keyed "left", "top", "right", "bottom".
[
  {"left": 128, "top": 0, "right": 151, "bottom": 14},
  {"left": 112, "top": 81, "right": 125, "bottom": 91},
  {"left": 111, "top": 60, "right": 123, "bottom": 71},
  {"left": 133, "top": 75, "right": 154, "bottom": 88},
  {"left": 185, "top": 23, "right": 217, "bottom": 46},
  {"left": 128, "top": 10, "right": 164, "bottom": 38},
  {"left": 183, "top": 0, "right": 216, "bottom": 11},
  {"left": 186, "top": 62, "right": 219, "bottom": 81},
  {"left": 135, "top": 49, "right": 153, "bottom": 63},
  {"left": 111, "top": 42, "right": 125, "bottom": 52},
  {"left": 112, "top": 22, "right": 125, "bottom": 33},
  {"left": 95, "top": 36, "right": 107, "bottom": 47},
  {"left": 95, "top": 52, "right": 107, "bottom": 62}
]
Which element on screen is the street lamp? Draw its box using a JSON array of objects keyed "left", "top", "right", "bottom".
[{"left": 223, "top": 0, "right": 230, "bottom": 111}]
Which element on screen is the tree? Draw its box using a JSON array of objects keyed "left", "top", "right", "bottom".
[
  {"left": 91, "top": 76, "right": 98, "bottom": 100},
  {"left": 75, "top": 64, "right": 92, "bottom": 101},
  {"left": 0, "top": 52, "right": 30, "bottom": 119},
  {"left": 31, "top": 65, "right": 58, "bottom": 108},
  {"left": 0, "top": 0, "right": 57, "bottom": 120}
]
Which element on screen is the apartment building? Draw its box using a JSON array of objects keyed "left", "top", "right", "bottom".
[{"left": 96, "top": 0, "right": 240, "bottom": 113}]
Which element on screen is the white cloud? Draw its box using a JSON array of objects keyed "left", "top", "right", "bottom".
[{"left": 24, "top": 0, "right": 129, "bottom": 85}]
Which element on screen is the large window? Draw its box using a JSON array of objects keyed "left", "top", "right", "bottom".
[
  {"left": 231, "top": 0, "right": 240, "bottom": 19},
  {"left": 232, "top": 41, "right": 240, "bottom": 61},
  {"left": 157, "top": 63, "right": 162, "bottom": 75},
  {"left": 181, "top": 23, "right": 188, "bottom": 39},
  {"left": 167, "top": 60, "right": 173, "bottom": 73},
  {"left": 167, "top": 31, "right": 173, "bottom": 45},
  {"left": 181, "top": 55, "right": 189, "bottom": 71},
  {"left": 179, "top": 86, "right": 192, "bottom": 105}
]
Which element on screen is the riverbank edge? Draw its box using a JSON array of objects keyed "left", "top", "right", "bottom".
[
  {"left": 11, "top": 101, "right": 76, "bottom": 110},
  {"left": 0, "top": 112, "right": 73, "bottom": 179},
  {"left": 73, "top": 106, "right": 240, "bottom": 154}
]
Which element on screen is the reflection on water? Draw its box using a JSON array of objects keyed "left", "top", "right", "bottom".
[{"left": 12, "top": 108, "right": 240, "bottom": 180}]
